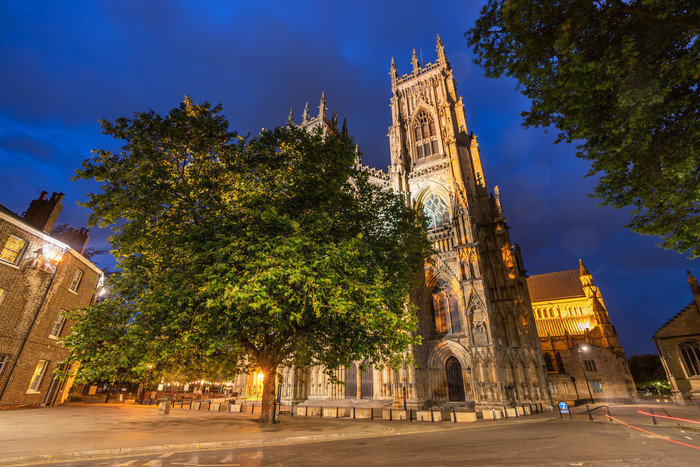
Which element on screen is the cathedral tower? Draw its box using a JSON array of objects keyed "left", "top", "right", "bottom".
[{"left": 390, "top": 35, "right": 548, "bottom": 408}]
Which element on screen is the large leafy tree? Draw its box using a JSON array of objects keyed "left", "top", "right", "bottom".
[
  {"left": 67, "top": 97, "right": 431, "bottom": 425},
  {"left": 467, "top": 0, "right": 699, "bottom": 256}
]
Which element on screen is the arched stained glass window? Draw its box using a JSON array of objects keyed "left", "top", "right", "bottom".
[
  {"left": 680, "top": 341, "right": 700, "bottom": 377},
  {"left": 413, "top": 110, "right": 438, "bottom": 159},
  {"left": 423, "top": 193, "right": 450, "bottom": 229},
  {"left": 431, "top": 281, "right": 461, "bottom": 335}
]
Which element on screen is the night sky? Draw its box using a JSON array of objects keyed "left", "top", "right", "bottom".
[{"left": 1, "top": 0, "right": 697, "bottom": 356}]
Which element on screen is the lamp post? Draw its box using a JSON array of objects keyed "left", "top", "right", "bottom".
[{"left": 576, "top": 344, "right": 594, "bottom": 404}]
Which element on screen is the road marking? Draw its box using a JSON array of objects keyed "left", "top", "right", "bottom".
[
  {"left": 117, "top": 461, "right": 137, "bottom": 466},
  {"left": 160, "top": 452, "right": 174, "bottom": 458},
  {"left": 143, "top": 460, "right": 161, "bottom": 466}
]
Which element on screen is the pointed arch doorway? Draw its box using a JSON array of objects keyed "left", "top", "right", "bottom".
[{"left": 445, "top": 357, "right": 465, "bottom": 401}]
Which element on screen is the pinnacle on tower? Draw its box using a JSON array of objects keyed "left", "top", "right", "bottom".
[
  {"left": 287, "top": 107, "right": 294, "bottom": 125},
  {"left": 341, "top": 118, "right": 348, "bottom": 138},
  {"left": 331, "top": 108, "right": 338, "bottom": 129},
  {"left": 687, "top": 270, "right": 700, "bottom": 303},
  {"left": 436, "top": 33, "right": 449, "bottom": 68},
  {"left": 318, "top": 91, "right": 327, "bottom": 119},
  {"left": 411, "top": 49, "right": 420, "bottom": 74},
  {"left": 302, "top": 102, "right": 309, "bottom": 122},
  {"left": 579, "top": 259, "right": 591, "bottom": 277}
]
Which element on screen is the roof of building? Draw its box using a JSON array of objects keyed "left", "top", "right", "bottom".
[{"left": 527, "top": 269, "right": 585, "bottom": 302}]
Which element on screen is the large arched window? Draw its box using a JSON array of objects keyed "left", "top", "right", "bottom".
[
  {"left": 413, "top": 110, "right": 438, "bottom": 159},
  {"left": 679, "top": 341, "right": 700, "bottom": 376},
  {"left": 423, "top": 193, "right": 451, "bottom": 229},
  {"left": 431, "top": 281, "right": 461, "bottom": 335}
]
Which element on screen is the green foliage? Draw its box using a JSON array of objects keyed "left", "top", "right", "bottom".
[
  {"left": 627, "top": 353, "right": 669, "bottom": 390},
  {"left": 68, "top": 97, "right": 432, "bottom": 421},
  {"left": 467, "top": 0, "right": 700, "bottom": 256}
]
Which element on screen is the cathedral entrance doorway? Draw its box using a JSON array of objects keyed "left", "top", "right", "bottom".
[
  {"left": 360, "top": 364, "right": 374, "bottom": 399},
  {"left": 446, "top": 357, "right": 465, "bottom": 401},
  {"left": 345, "top": 363, "right": 357, "bottom": 398}
]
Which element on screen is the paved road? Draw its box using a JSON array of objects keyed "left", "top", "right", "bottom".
[{"left": 2, "top": 403, "right": 699, "bottom": 466}]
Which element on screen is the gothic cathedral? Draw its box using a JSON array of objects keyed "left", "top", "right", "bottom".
[{"left": 267, "top": 36, "right": 550, "bottom": 409}]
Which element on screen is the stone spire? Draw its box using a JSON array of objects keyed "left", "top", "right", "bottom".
[
  {"left": 579, "top": 259, "right": 593, "bottom": 288},
  {"left": 411, "top": 49, "right": 420, "bottom": 74},
  {"left": 331, "top": 108, "right": 338, "bottom": 129},
  {"left": 390, "top": 56, "right": 398, "bottom": 86},
  {"left": 687, "top": 270, "right": 700, "bottom": 304},
  {"left": 579, "top": 259, "right": 591, "bottom": 277},
  {"left": 302, "top": 102, "right": 309, "bottom": 123},
  {"left": 341, "top": 118, "right": 348, "bottom": 138},
  {"left": 436, "top": 33, "right": 449, "bottom": 69},
  {"left": 287, "top": 107, "right": 294, "bottom": 125},
  {"left": 318, "top": 92, "right": 327, "bottom": 120}
]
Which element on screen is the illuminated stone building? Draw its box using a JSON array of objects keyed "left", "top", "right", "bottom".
[
  {"left": 265, "top": 36, "right": 550, "bottom": 410},
  {"left": 0, "top": 192, "right": 103, "bottom": 408},
  {"left": 527, "top": 261, "right": 636, "bottom": 403},
  {"left": 653, "top": 271, "right": 700, "bottom": 405}
]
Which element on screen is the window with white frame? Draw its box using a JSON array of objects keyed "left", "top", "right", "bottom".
[
  {"left": 68, "top": 269, "right": 83, "bottom": 292},
  {"left": 679, "top": 340, "right": 700, "bottom": 377},
  {"left": 0, "top": 354, "right": 8, "bottom": 375},
  {"left": 0, "top": 235, "right": 27, "bottom": 265},
  {"left": 590, "top": 381, "right": 603, "bottom": 394},
  {"left": 549, "top": 381, "right": 558, "bottom": 394},
  {"left": 423, "top": 193, "right": 451, "bottom": 229},
  {"left": 27, "top": 360, "right": 49, "bottom": 393},
  {"left": 48, "top": 311, "right": 67, "bottom": 339}
]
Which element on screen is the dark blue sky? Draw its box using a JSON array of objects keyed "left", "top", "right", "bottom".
[{"left": 1, "top": 0, "right": 697, "bottom": 356}]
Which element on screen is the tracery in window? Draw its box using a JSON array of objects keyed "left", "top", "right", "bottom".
[
  {"left": 680, "top": 341, "right": 700, "bottom": 376},
  {"left": 413, "top": 110, "right": 438, "bottom": 159},
  {"left": 431, "top": 281, "right": 461, "bottom": 335},
  {"left": 423, "top": 193, "right": 450, "bottom": 229}
]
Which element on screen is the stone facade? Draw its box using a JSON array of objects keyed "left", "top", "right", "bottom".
[
  {"left": 0, "top": 192, "right": 103, "bottom": 408},
  {"left": 528, "top": 261, "right": 637, "bottom": 404},
  {"left": 264, "top": 37, "right": 550, "bottom": 410},
  {"left": 653, "top": 271, "right": 700, "bottom": 405}
]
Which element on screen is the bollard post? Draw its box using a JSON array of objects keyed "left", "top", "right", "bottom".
[
  {"left": 336, "top": 406, "right": 339, "bottom": 418},
  {"left": 430, "top": 408, "right": 434, "bottom": 422},
  {"left": 371, "top": 408, "right": 374, "bottom": 420},
  {"left": 585, "top": 404, "right": 593, "bottom": 421},
  {"left": 503, "top": 405, "right": 508, "bottom": 419},
  {"left": 452, "top": 408, "right": 456, "bottom": 423},
  {"left": 410, "top": 409, "right": 413, "bottom": 422},
  {"left": 606, "top": 405, "right": 612, "bottom": 422},
  {"left": 291, "top": 402, "right": 294, "bottom": 416},
  {"left": 492, "top": 408, "right": 497, "bottom": 420},
  {"left": 649, "top": 407, "right": 658, "bottom": 425},
  {"left": 352, "top": 407, "right": 355, "bottom": 419},
  {"left": 320, "top": 406, "right": 323, "bottom": 418}
]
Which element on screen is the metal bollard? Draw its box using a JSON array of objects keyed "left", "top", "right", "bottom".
[
  {"left": 606, "top": 405, "right": 612, "bottom": 422},
  {"left": 492, "top": 408, "right": 497, "bottom": 420},
  {"left": 585, "top": 404, "right": 593, "bottom": 421},
  {"left": 649, "top": 407, "right": 658, "bottom": 425},
  {"left": 503, "top": 405, "right": 508, "bottom": 419}
]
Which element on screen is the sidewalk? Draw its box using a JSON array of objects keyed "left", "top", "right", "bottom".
[{"left": 0, "top": 402, "right": 553, "bottom": 465}]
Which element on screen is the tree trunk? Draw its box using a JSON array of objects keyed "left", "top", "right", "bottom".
[{"left": 259, "top": 365, "right": 278, "bottom": 426}]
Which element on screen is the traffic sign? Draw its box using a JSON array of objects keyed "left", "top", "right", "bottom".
[{"left": 558, "top": 401, "right": 569, "bottom": 413}]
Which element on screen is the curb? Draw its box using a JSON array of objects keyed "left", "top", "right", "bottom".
[{"left": 0, "top": 429, "right": 388, "bottom": 466}]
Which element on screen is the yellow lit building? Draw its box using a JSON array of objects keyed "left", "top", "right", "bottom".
[{"left": 527, "top": 260, "right": 637, "bottom": 403}]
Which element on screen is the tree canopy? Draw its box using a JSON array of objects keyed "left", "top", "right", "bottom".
[
  {"left": 66, "top": 97, "right": 432, "bottom": 424},
  {"left": 466, "top": 0, "right": 699, "bottom": 256}
]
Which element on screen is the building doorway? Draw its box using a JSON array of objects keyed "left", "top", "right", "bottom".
[
  {"left": 446, "top": 357, "right": 465, "bottom": 401},
  {"left": 360, "top": 363, "right": 373, "bottom": 399},
  {"left": 345, "top": 363, "right": 357, "bottom": 398}
]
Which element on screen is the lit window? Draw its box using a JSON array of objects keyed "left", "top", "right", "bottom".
[
  {"left": 0, "top": 354, "right": 8, "bottom": 375},
  {"left": 423, "top": 194, "right": 450, "bottom": 229},
  {"left": 48, "top": 311, "right": 67, "bottom": 339},
  {"left": 27, "top": 360, "right": 49, "bottom": 393},
  {"left": 412, "top": 110, "right": 438, "bottom": 159},
  {"left": 0, "top": 235, "right": 27, "bottom": 265},
  {"left": 590, "top": 381, "right": 603, "bottom": 394},
  {"left": 431, "top": 281, "right": 461, "bottom": 335},
  {"left": 679, "top": 341, "right": 700, "bottom": 377},
  {"left": 69, "top": 269, "right": 83, "bottom": 292}
]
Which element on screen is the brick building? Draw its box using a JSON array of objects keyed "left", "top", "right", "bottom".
[
  {"left": 0, "top": 191, "right": 103, "bottom": 408},
  {"left": 527, "top": 261, "right": 637, "bottom": 404},
  {"left": 653, "top": 271, "right": 700, "bottom": 405}
]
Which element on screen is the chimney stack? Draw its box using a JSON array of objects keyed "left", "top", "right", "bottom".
[
  {"left": 55, "top": 226, "right": 91, "bottom": 255},
  {"left": 24, "top": 191, "right": 64, "bottom": 234}
]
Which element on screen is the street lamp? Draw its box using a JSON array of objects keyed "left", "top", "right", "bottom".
[{"left": 576, "top": 344, "right": 594, "bottom": 404}]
